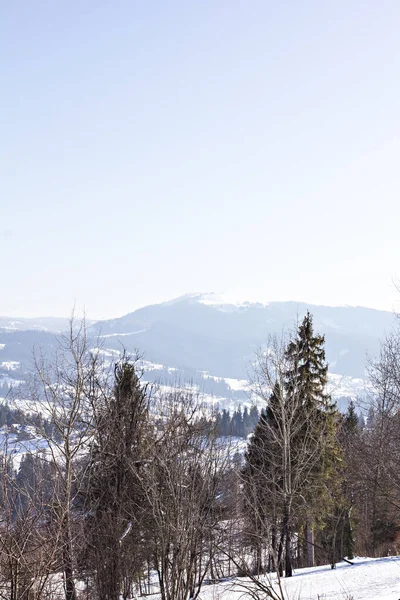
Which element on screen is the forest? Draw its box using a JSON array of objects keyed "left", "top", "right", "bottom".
[{"left": 0, "top": 312, "right": 399, "bottom": 600}]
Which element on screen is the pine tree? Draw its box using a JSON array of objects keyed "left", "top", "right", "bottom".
[
  {"left": 232, "top": 408, "right": 244, "bottom": 437},
  {"left": 243, "top": 313, "right": 341, "bottom": 578},
  {"left": 338, "top": 400, "right": 360, "bottom": 560},
  {"left": 284, "top": 312, "right": 341, "bottom": 568},
  {"left": 343, "top": 400, "right": 359, "bottom": 433},
  {"left": 84, "top": 360, "right": 151, "bottom": 600},
  {"left": 284, "top": 311, "right": 330, "bottom": 412},
  {"left": 249, "top": 405, "right": 260, "bottom": 432},
  {"left": 220, "top": 409, "right": 230, "bottom": 436},
  {"left": 243, "top": 406, "right": 251, "bottom": 437},
  {"left": 243, "top": 382, "right": 289, "bottom": 575}
]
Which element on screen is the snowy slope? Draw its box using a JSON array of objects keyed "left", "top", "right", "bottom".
[
  {"left": 0, "top": 294, "right": 394, "bottom": 410},
  {"left": 180, "top": 557, "right": 400, "bottom": 600}
]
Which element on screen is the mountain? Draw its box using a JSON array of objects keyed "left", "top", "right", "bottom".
[
  {"left": 0, "top": 316, "right": 74, "bottom": 333},
  {"left": 0, "top": 293, "right": 396, "bottom": 407},
  {"left": 89, "top": 293, "right": 394, "bottom": 379}
]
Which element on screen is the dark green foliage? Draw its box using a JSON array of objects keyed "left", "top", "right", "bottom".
[
  {"left": 342, "top": 400, "right": 359, "bottom": 434},
  {"left": 243, "top": 313, "right": 341, "bottom": 577},
  {"left": 285, "top": 313, "right": 341, "bottom": 517},
  {"left": 84, "top": 360, "right": 151, "bottom": 600},
  {"left": 219, "top": 408, "right": 231, "bottom": 436},
  {"left": 214, "top": 406, "right": 260, "bottom": 438},
  {"left": 285, "top": 311, "right": 330, "bottom": 411}
]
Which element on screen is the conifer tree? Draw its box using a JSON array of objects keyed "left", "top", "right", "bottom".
[
  {"left": 243, "top": 314, "right": 341, "bottom": 578},
  {"left": 339, "top": 400, "right": 360, "bottom": 560},
  {"left": 243, "top": 383, "right": 283, "bottom": 574},
  {"left": 84, "top": 360, "right": 151, "bottom": 600},
  {"left": 284, "top": 311, "right": 330, "bottom": 412},
  {"left": 220, "top": 408, "right": 230, "bottom": 436},
  {"left": 284, "top": 312, "right": 341, "bottom": 567}
]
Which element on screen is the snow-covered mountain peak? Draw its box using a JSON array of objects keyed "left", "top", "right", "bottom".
[{"left": 164, "top": 292, "right": 270, "bottom": 312}]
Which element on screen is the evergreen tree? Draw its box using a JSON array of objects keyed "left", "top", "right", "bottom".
[
  {"left": 249, "top": 405, "right": 260, "bottom": 432},
  {"left": 232, "top": 408, "right": 244, "bottom": 437},
  {"left": 219, "top": 409, "right": 231, "bottom": 437},
  {"left": 285, "top": 312, "right": 341, "bottom": 568},
  {"left": 284, "top": 311, "right": 330, "bottom": 411},
  {"left": 243, "top": 383, "right": 287, "bottom": 575},
  {"left": 343, "top": 400, "right": 359, "bottom": 433},
  {"left": 84, "top": 360, "right": 151, "bottom": 600},
  {"left": 243, "top": 313, "right": 341, "bottom": 577},
  {"left": 337, "top": 400, "right": 360, "bottom": 560},
  {"left": 243, "top": 406, "right": 251, "bottom": 437}
]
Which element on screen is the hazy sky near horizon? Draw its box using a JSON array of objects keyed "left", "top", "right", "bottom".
[{"left": 2, "top": 1, "right": 400, "bottom": 318}]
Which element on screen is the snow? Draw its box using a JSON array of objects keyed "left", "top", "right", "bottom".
[
  {"left": 223, "top": 377, "right": 249, "bottom": 392},
  {"left": 1, "top": 361, "right": 20, "bottom": 371},
  {"left": 0, "top": 427, "right": 49, "bottom": 471},
  {"left": 196, "top": 292, "right": 269, "bottom": 311},
  {"left": 143, "top": 557, "right": 400, "bottom": 600},
  {"left": 202, "top": 370, "right": 367, "bottom": 405},
  {"left": 102, "top": 329, "right": 147, "bottom": 338},
  {"left": 277, "top": 557, "right": 400, "bottom": 600},
  {"left": 327, "top": 373, "right": 368, "bottom": 400},
  {"left": 142, "top": 360, "right": 165, "bottom": 371},
  {"left": 201, "top": 372, "right": 249, "bottom": 392},
  {"left": 163, "top": 292, "right": 270, "bottom": 311},
  {"left": 0, "top": 375, "right": 24, "bottom": 387},
  {"left": 94, "top": 348, "right": 121, "bottom": 358}
]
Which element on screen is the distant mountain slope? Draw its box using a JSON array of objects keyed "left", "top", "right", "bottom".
[
  {"left": 89, "top": 294, "right": 395, "bottom": 379},
  {"left": 0, "top": 316, "right": 95, "bottom": 333},
  {"left": 0, "top": 294, "right": 395, "bottom": 399}
]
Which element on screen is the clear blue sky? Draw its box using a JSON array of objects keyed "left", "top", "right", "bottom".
[{"left": 2, "top": 1, "right": 400, "bottom": 318}]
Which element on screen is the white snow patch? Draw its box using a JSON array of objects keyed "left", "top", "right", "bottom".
[
  {"left": 180, "top": 556, "right": 400, "bottom": 600},
  {"left": 223, "top": 377, "right": 249, "bottom": 392},
  {"left": 327, "top": 373, "right": 368, "bottom": 399},
  {"left": 102, "top": 329, "right": 146, "bottom": 338},
  {"left": 142, "top": 360, "right": 165, "bottom": 371},
  {"left": 164, "top": 292, "right": 270, "bottom": 311},
  {"left": 1, "top": 361, "right": 20, "bottom": 371},
  {"left": 197, "top": 292, "right": 269, "bottom": 310}
]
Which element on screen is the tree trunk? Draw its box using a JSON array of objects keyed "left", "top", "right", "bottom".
[
  {"left": 306, "top": 518, "right": 315, "bottom": 567},
  {"left": 283, "top": 508, "right": 292, "bottom": 577},
  {"left": 277, "top": 532, "right": 284, "bottom": 577},
  {"left": 63, "top": 516, "right": 77, "bottom": 600}
]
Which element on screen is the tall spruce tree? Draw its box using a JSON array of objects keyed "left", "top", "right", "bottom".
[
  {"left": 84, "top": 360, "right": 151, "bottom": 600},
  {"left": 243, "top": 313, "right": 341, "bottom": 578},
  {"left": 284, "top": 312, "right": 341, "bottom": 568},
  {"left": 284, "top": 311, "right": 330, "bottom": 411}
]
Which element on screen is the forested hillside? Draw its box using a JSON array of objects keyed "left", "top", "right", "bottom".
[{"left": 0, "top": 312, "right": 399, "bottom": 599}]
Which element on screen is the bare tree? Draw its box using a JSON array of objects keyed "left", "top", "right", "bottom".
[
  {"left": 26, "top": 317, "right": 106, "bottom": 600},
  {"left": 0, "top": 433, "right": 62, "bottom": 599},
  {"left": 140, "top": 390, "right": 231, "bottom": 600},
  {"left": 356, "top": 324, "right": 400, "bottom": 556}
]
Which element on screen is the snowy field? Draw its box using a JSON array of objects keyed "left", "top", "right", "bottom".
[{"left": 141, "top": 557, "right": 400, "bottom": 600}]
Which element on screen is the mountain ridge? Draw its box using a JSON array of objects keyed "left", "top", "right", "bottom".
[{"left": 0, "top": 294, "right": 395, "bottom": 404}]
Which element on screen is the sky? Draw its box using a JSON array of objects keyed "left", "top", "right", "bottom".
[{"left": 1, "top": 1, "right": 400, "bottom": 318}]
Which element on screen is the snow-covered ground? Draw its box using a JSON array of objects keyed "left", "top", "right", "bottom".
[{"left": 146, "top": 557, "right": 400, "bottom": 600}]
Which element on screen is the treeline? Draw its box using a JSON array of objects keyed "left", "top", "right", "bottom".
[
  {"left": 1, "top": 315, "right": 400, "bottom": 600},
  {"left": 0, "top": 401, "right": 58, "bottom": 439},
  {"left": 214, "top": 405, "right": 260, "bottom": 438}
]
